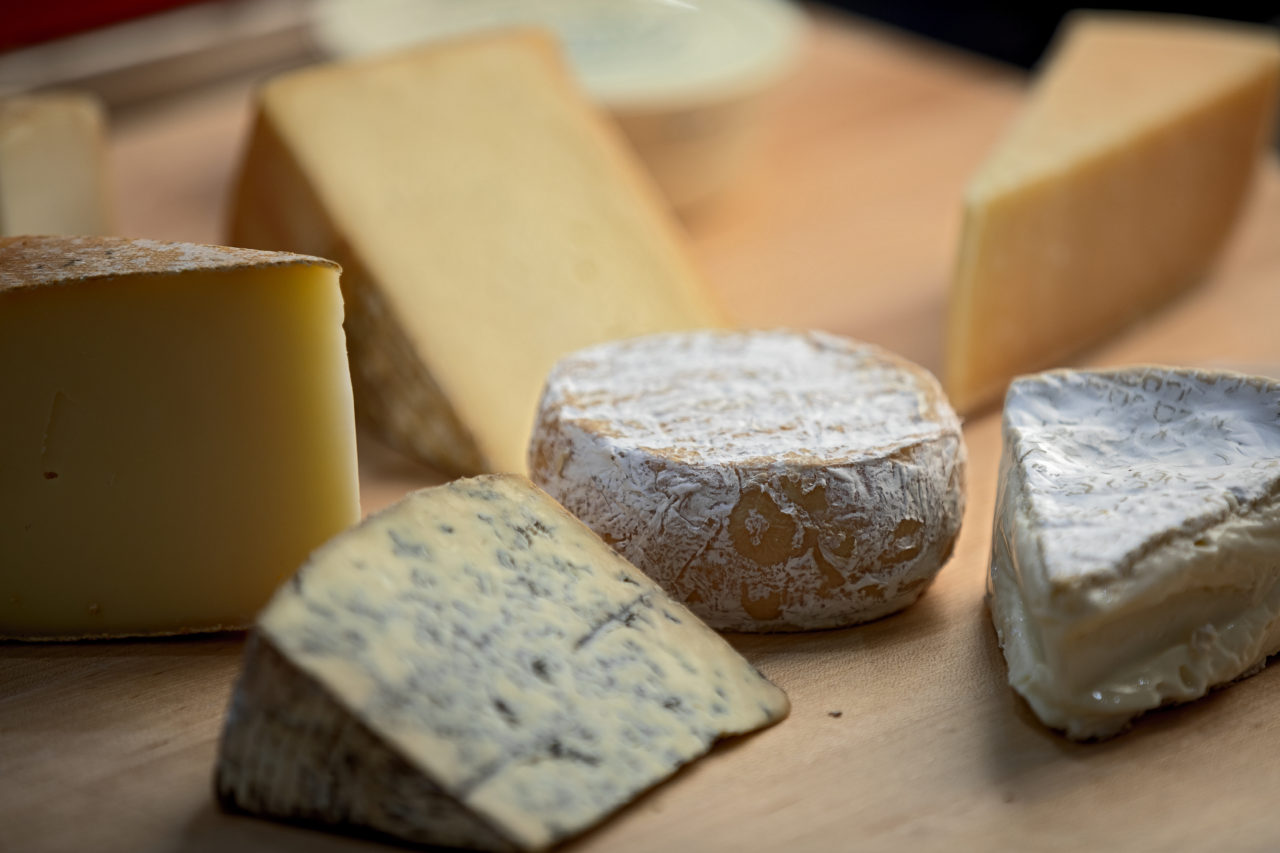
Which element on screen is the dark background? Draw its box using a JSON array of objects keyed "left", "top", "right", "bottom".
[
  {"left": 8, "top": 2, "right": 1280, "bottom": 65},
  {"left": 821, "top": 1, "right": 1280, "bottom": 68}
]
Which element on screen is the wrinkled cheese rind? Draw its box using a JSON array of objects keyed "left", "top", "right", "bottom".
[
  {"left": 0, "top": 234, "right": 335, "bottom": 292},
  {"left": 217, "top": 474, "right": 788, "bottom": 851},
  {"left": 989, "top": 366, "right": 1280, "bottom": 739},
  {"left": 530, "top": 330, "right": 967, "bottom": 632}
]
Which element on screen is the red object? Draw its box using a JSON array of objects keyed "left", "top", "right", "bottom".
[{"left": 1, "top": 0, "right": 204, "bottom": 51}]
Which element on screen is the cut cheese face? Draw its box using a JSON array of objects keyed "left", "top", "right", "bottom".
[
  {"left": 0, "top": 93, "right": 113, "bottom": 236},
  {"left": 948, "top": 14, "right": 1280, "bottom": 412},
  {"left": 530, "top": 330, "right": 967, "bottom": 632},
  {"left": 230, "top": 29, "right": 723, "bottom": 476},
  {"left": 0, "top": 236, "right": 359, "bottom": 639},
  {"left": 988, "top": 367, "right": 1280, "bottom": 740},
  {"left": 216, "top": 474, "right": 788, "bottom": 851}
]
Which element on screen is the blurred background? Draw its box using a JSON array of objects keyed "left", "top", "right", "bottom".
[
  {"left": 3, "top": 1, "right": 1278, "bottom": 215},
  {"left": 5, "top": 1, "right": 1279, "bottom": 95},
  {"left": 830, "top": 1, "right": 1280, "bottom": 67},
  {"left": 3, "top": 0, "right": 1279, "bottom": 383}
]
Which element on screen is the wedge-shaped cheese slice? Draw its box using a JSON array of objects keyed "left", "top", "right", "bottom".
[
  {"left": 948, "top": 14, "right": 1280, "bottom": 412},
  {"left": 530, "top": 330, "right": 967, "bottom": 632},
  {"left": 989, "top": 367, "right": 1280, "bottom": 740},
  {"left": 230, "top": 30, "right": 722, "bottom": 476},
  {"left": 0, "top": 236, "right": 359, "bottom": 639},
  {"left": 216, "top": 474, "right": 788, "bottom": 851},
  {"left": 0, "top": 93, "right": 113, "bottom": 236}
]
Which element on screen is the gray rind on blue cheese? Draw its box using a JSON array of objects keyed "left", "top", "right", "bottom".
[
  {"left": 988, "top": 366, "right": 1280, "bottom": 740},
  {"left": 217, "top": 635, "right": 515, "bottom": 852},
  {"left": 215, "top": 474, "right": 789, "bottom": 851}
]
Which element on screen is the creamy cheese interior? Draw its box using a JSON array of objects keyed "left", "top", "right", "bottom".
[
  {"left": 988, "top": 367, "right": 1280, "bottom": 739},
  {"left": 0, "top": 255, "right": 359, "bottom": 638},
  {"left": 993, "top": 478, "right": 1280, "bottom": 740}
]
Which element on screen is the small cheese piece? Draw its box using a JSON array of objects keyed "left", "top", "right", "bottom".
[
  {"left": 230, "top": 29, "right": 722, "bottom": 476},
  {"left": 0, "top": 236, "right": 359, "bottom": 639},
  {"left": 529, "top": 330, "right": 967, "bottom": 632},
  {"left": 947, "top": 14, "right": 1280, "bottom": 412},
  {"left": 0, "top": 93, "right": 113, "bottom": 236},
  {"left": 215, "top": 474, "right": 788, "bottom": 852},
  {"left": 989, "top": 367, "right": 1280, "bottom": 740}
]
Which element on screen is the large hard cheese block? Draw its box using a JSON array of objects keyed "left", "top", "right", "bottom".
[
  {"left": 947, "top": 14, "right": 1280, "bottom": 412},
  {"left": 230, "top": 29, "right": 722, "bottom": 476},
  {"left": 0, "top": 92, "right": 113, "bottom": 236},
  {"left": 989, "top": 367, "right": 1280, "bottom": 740},
  {"left": 530, "top": 330, "right": 966, "bottom": 632},
  {"left": 216, "top": 474, "right": 788, "bottom": 851},
  {"left": 0, "top": 236, "right": 359, "bottom": 639}
]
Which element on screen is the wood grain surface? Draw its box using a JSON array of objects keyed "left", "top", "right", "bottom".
[{"left": 5, "top": 9, "right": 1280, "bottom": 852}]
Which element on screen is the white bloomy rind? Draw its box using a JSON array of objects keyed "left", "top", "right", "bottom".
[
  {"left": 989, "top": 366, "right": 1280, "bottom": 740},
  {"left": 530, "top": 329, "right": 967, "bottom": 632}
]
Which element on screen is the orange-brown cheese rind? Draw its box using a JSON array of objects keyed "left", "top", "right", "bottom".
[{"left": 529, "top": 329, "right": 967, "bottom": 632}]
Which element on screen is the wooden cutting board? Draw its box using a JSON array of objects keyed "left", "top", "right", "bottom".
[{"left": 5, "top": 10, "right": 1280, "bottom": 852}]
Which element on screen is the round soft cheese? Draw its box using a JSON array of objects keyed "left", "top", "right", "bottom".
[{"left": 528, "top": 329, "right": 967, "bottom": 632}]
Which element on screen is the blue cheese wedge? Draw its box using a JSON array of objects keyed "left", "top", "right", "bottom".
[
  {"left": 216, "top": 474, "right": 789, "bottom": 851},
  {"left": 989, "top": 367, "right": 1280, "bottom": 740}
]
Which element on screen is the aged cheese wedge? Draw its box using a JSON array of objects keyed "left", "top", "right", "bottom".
[
  {"left": 0, "top": 92, "right": 113, "bottom": 236},
  {"left": 529, "top": 330, "right": 967, "bottom": 632},
  {"left": 230, "top": 29, "right": 722, "bottom": 476},
  {"left": 0, "top": 236, "right": 359, "bottom": 639},
  {"left": 989, "top": 367, "right": 1280, "bottom": 740},
  {"left": 947, "top": 14, "right": 1280, "bottom": 412},
  {"left": 216, "top": 474, "right": 788, "bottom": 852}
]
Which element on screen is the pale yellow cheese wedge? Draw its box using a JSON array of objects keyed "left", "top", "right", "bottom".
[
  {"left": 229, "top": 29, "right": 723, "bottom": 476},
  {"left": 0, "top": 93, "right": 113, "bottom": 236},
  {"left": 947, "top": 13, "right": 1280, "bottom": 413},
  {"left": 0, "top": 236, "right": 360, "bottom": 639}
]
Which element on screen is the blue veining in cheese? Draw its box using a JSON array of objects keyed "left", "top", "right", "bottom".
[{"left": 217, "top": 474, "right": 788, "bottom": 851}]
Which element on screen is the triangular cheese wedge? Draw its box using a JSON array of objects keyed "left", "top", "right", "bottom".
[
  {"left": 948, "top": 14, "right": 1280, "bottom": 412},
  {"left": 216, "top": 474, "right": 788, "bottom": 851},
  {"left": 230, "top": 30, "right": 723, "bottom": 475},
  {"left": 988, "top": 367, "right": 1280, "bottom": 740}
]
